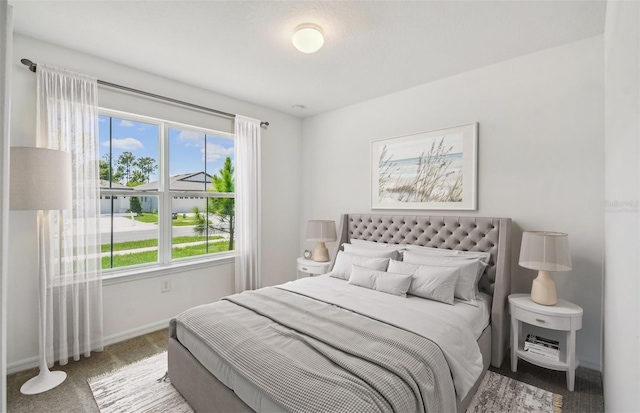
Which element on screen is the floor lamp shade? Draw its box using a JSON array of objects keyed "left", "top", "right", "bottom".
[
  {"left": 10, "top": 147, "right": 72, "bottom": 210},
  {"left": 9, "top": 146, "right": 71, "bottom": 394},
  {"left": 306, "top": 220, "right": 337, "bottom": 262},
  {"left": 519, "top": 231, "right": 572, "bottom": 306}
]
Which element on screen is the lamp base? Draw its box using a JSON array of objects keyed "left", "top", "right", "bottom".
[
  {"left": 313, "top": 242, "right": 330, "bottom": 262},
  {"left": 530, "top": 270, "right": 557, "bottom": 306},
  {"left": 20, "top": 368, "right": 66, "bottom": 395}
]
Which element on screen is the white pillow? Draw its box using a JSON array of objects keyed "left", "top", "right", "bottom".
[
  {"left": 404, "top": 245, "right": 491, "bottom": 264},
  {"left": 350, "top": 239, "right": 406, "bottom": 251},
  {"left": 400, "top": 253, "right": 487, "bottom": 306},
  {"left": 343, "top": 243, "right": 400, "bottom": 260},
  {"left": 348, "top": 264, "right": 413, "bottom": 297},
  {"left": 387, "top": 260, "right": 459, "bottom": 305},
  {"left": 329, "top": 251, "right": 390, "bottom": 281}
]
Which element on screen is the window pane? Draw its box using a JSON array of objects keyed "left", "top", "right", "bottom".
[
  {"left": 169, "top": 128, "right": 235, "bottom": 192},
  {"left": 99, "top": 115, "right": 159, "bottom": 190},
  {"left": 100, "top": 195, "right": 159, "bottom": 269},
  {"left": 171, "top": 197, "right": 235, "bottom": 260}
]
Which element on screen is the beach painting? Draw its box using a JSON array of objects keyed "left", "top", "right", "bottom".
[{"left": 371, "top": 123, "right": 477, "bottom": 210}]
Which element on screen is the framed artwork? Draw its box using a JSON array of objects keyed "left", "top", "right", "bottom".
[{"left": 371, "top": 123, "right": 477, "bottom": 210}]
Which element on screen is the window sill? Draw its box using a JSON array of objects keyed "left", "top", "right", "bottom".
[{"left": 102, "top": 253, "right": 236, "bottom": 286}]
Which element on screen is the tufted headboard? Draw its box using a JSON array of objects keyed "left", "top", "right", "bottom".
[{"left": 330, "top": 214, "right": 512, "bottom": 368}]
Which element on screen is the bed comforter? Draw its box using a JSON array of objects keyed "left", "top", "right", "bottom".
[{"left": 172, "top": 277, "right": 483, "bottom": 413}]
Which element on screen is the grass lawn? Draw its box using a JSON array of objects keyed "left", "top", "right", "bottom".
[
  {"left": 101, "top": 235, "right": 223, "bottom": 253},
  {"left": 133, "top": 213, "right": 209, "bottom": 226},
  {"left": 102, "top": 240, "right": 231, "bottom": 269}
]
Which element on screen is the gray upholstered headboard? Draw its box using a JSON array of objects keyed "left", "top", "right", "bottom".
[{"left": 330, "top": 214, "right": 512, "bottom": 368}]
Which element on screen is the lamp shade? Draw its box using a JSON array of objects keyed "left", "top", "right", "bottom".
[
  {"left": 519, "top": 231, "right": 572, "bottom": 272},
  {"left": 306, "top": 220, "right": 337, "bottom": 242},
  {"left": 10, "top": 147, "right": 72, "bottom": 211}
]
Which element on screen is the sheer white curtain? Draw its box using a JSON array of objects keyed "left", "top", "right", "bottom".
[
  {"left": 36, "top": 64, "right": 103, "bottom": 365},
  {"left": 234, "top": 115, "right": 261, "bottom": 293}
]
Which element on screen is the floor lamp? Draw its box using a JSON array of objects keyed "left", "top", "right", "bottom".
[{"left": 10, "top": 147, "right": 72, "bottom": 394}]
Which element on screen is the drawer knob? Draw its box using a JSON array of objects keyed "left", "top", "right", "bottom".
[
  {"left": 536, "top": 318, "right": 546, "bottom": 323},
  {"left": 302, "top": 267, "right": 308, "bottom": 271}
]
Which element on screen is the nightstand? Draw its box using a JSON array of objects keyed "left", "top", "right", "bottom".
[
  {"left": 509, "top": 293, "right": 583, "bottom": 391},
  {"left": 296, "top": 257, "right": 330, "bottom": 279}
]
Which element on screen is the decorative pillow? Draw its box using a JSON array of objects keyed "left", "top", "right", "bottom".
[
  {"left": 404, "top": 245, "right": 491, "bottom": 264},
  {"left": 329, "top": 251, "right": 390, "bottom": 281},
  {"left": 348, "top": 264, "right": 413, "bottom": 297},
  {"left": 343, "top": 243, "right": 400, "bottom": 260},
  {"left": 399, "top": 253, "right": 487, "bottom": 306},
  {"left": 387, "top": 260, "right": 459, "bottom": 304}
]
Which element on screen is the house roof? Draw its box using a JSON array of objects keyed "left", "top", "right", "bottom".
[
  {"left": 133, "top": 172, "right": 214, "bottom": 192},
  {"left": 99, "top": 180, "right": 133, "bottom": 190}
]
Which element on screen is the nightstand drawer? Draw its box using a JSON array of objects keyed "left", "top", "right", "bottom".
[
  {"left": 513, "top": 306, "right": 571, "bottom": 330},
  {"left": 297, "top": 262, "right": 327, "bottom": 275}
]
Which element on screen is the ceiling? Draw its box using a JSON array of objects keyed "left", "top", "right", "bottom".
[{"left": 9, "top": 0, "right": 606, "bottom": 118}]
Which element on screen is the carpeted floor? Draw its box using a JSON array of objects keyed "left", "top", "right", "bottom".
[
  {"left": 7, "top": 328, "right": 604, "bottom": 413},
  {"left": 7, "top": 329, "right": 168, "bottom": 413}
]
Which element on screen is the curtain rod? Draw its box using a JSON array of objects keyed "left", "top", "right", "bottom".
[{"left": 20, "top": 59, "right": 269, "bottom": 129}]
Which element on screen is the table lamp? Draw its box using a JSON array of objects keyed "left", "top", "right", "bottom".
[
  {"left": 10, "top": 146, "right": 72, "bottom": 394},
  {"left": 518, "top": 231, "right": 572, "bottom": 306},
  {"left": 306, "top": 220, "right": 336, "bottom": 262}
]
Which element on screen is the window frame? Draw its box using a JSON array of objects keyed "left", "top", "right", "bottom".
[{"left": 99, "top": 108, "right": 237, "bottom": 280}]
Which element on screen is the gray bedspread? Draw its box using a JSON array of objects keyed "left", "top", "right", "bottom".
[{"left": 173, "top": 287, "right": 457, "bottom": 413}]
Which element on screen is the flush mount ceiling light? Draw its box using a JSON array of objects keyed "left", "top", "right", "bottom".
[{"left": 292, "top": 23, "right": 324, "bottom": 54}]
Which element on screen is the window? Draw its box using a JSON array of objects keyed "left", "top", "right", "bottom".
[{"left": 99, "top": 111, "right": 235, "bottom": 272}]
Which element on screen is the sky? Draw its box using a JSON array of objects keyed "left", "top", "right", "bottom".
[{"left": 99, "top": 115, "right": 234, "bottom": 185}]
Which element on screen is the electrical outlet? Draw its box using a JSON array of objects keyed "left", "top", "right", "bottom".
[{"left": 161, "top": 279, "right": 171, "bottom": 293}]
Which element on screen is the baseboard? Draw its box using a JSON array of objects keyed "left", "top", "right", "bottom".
[
  {"left": 579, "top": 357, "right": 602, "bottom": 372},
  {"left": 7, "top": 318, "right": 171, "bottom": 375}
]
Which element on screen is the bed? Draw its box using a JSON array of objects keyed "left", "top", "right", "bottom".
[{"left": 168, "top": 213, "right": 512, "bottom": 412}]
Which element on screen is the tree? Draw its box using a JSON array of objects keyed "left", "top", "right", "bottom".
[
  {"left": 135, "top": 156, "right": 158, "bottom": 183},
  {"left": 193, "top": 157, "right": 235, "bottom": 251},
  {"left": 117, "top": 151, "right": 136, "bottom": 184},
  {"left": 129, "top": 196, "right": 142, "bottom": 216},
  {"left": 126, "top": 170, "right": 146, "bottom": 187},
  {"left": 100, "top": 153, "right": 122, "bottom": 183}
]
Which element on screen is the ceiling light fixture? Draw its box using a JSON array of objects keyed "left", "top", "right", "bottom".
[{"left": 292, "top": 23, "right": 324, "bottom": 54}]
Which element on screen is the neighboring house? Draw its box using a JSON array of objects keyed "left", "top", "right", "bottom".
[
  {"left": 99, "top": 180, "right": 133, "bottom": 215},
  {"left": 133, "top": 172, "right": 214, "bottom": 213}
]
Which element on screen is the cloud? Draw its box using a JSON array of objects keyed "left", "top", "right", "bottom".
[
  {"left": 178, "top": 131, "right": 205, "bottom": 148},
  {"left": 100, "top": 137, "right": 144, "bottom": 150},
  {"left": 203, "top": 143, "right": 234, "bottom": 162},
  {"left": 119, "top": 119, "right": 135, "bottom": 127}
]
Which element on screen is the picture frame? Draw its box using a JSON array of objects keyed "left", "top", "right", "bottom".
[{"left": 371, "top": 123, "right": 478, "bottom": 210}]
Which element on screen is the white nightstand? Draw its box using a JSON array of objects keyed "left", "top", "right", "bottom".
[
  {"left": 296, "top": 257, "right": 330, "bottom": 279},
  {"left": 509, "top": 293, "right": 583, "bottom": 391}
]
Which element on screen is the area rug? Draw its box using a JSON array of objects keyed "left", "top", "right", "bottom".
[
  {"left": 467, "top": 371, "right": 563, "bottom": 413},
  {"left": 88, "top": 352, "right": 193, "bottom": 413}
]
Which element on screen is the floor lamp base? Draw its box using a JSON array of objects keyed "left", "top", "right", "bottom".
[{"left": 20, "top": 368, "right": 67, "bottom": 395}]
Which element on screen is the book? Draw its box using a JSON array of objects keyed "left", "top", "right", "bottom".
[
  {"left": 526, "top": 334, "right": 559, "bottom": 348},
  {"left": 524, "top": 334, "right": 560, "bottom": 360},
  {"left": 526, "top": 346, "right": 560, "bottom": 361}
]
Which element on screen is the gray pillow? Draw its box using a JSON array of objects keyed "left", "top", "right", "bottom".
[
  {"left": 401, "top": 253, "right": 486, "bottom": 306},
  {"left": 348, "top": 264, "right": 413, "bottom": 297},
  {"left": 329, "top": 251, "right": 390, "bottom": 281},
  {"left": 343, "top": 243, "right": 400, "bottom": 260},
  {"left": 387, "top": 260, "right": 459, "bottom": 305}
]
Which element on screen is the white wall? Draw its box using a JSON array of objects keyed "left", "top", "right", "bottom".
[
  {"left": 7, "top": 34, "right": 302, "bottom": 371},
  {"left": 301, "top": 36, "right": 604, "bottom": 370},
  {"left": 603, "top": 1, "right": 640, "bottom": 411}
]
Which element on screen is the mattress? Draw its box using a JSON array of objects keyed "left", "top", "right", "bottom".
[{"left": 173, "top": 275, "right": 490, "bottom": 412}]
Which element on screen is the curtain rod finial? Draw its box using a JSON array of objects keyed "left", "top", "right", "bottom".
[
  {"left": 260, "top": 121, "right": 269, "bottom": 129},
  {"left": 21, "top": 58, "right": 37, "bottom": 72}
]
